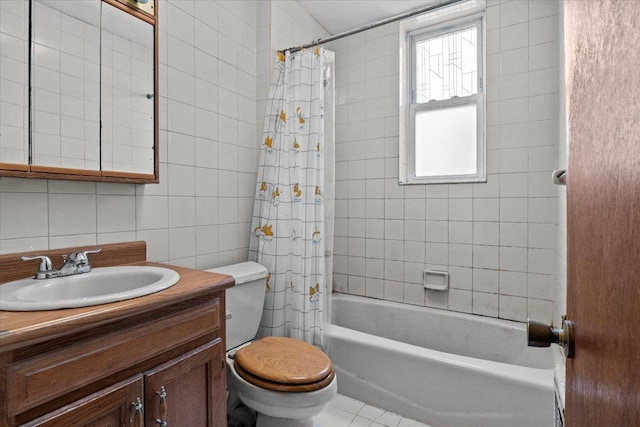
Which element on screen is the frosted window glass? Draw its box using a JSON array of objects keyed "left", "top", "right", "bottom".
[
  {"left": 415, "top": 103, "right": 476, "bottom": 177},
  {"left": 415, "top": 27, "right": 478, "bottom": 103}
]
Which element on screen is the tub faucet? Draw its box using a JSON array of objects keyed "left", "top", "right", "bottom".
[{"left": 22, "top": 248, "right": 102, "bottom": 279}]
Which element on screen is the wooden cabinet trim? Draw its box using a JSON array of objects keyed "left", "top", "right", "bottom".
[
  {"left": 6, "top": 300, "right": 219, "bottom": 416},
  {"left": 20, "top": 375, "right": 144, "bottom": 427},
  {"left": 0, "top": 163, "right": 29, "bottom": 172},
  {"left": 29, "top": 166, "right": 102, "bottom": 176},
  {"left": 0, "top": 168, "right": 160, "bottom": 183}
]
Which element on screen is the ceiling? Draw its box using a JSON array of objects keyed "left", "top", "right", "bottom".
[{"left": 296, "top": 0, "right": 436, "bottom": 35}]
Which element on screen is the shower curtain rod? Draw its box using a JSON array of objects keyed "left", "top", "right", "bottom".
[{"left": 281, "top": 0, "right": 467, "bottom": 54}]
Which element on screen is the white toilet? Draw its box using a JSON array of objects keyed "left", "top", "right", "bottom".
[{"left": 208, "top": 262, "right": 337, "bottom": 427}]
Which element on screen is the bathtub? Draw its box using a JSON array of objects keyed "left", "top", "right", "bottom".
[{"left": 328, "top": 294, "right": 557, "bottom": 427}]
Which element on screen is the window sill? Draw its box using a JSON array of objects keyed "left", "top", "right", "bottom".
[{"left": 399, "top": 176, "right": 487, "bottom": 185}]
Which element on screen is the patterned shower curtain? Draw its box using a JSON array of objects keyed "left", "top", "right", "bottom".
[{"left": 249, "top": 48, "right": 329, "bottom": 348}]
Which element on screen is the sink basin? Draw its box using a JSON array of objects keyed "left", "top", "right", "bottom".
[{"left": 0, "top": 266, "right": 180, "bottom": 311}]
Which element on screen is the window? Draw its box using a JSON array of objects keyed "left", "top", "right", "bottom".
[{"left": 402, "top": 15, "right": 485, "bottom": 184}]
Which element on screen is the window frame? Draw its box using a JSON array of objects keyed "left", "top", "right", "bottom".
[{"left": 403, "top": 13, "right": 486, "bottom": 185}]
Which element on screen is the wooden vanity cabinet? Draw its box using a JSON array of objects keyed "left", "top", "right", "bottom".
[
  {"left": 0, "top": 242, "right": 234, "bottom": 427},
  {"left": 1, "top": 293, "right": 227, "bottom": 427},
  {"left": 21, "top": 340, "right": 224, "bottom": 427}
]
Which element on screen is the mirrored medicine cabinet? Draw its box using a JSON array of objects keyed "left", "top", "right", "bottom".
[{"left": 0, "top": 0, "right": 158, "bottom": 183}]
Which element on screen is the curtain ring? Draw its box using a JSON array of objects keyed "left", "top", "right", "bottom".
[{"left": 314, "top": 39, "right": 322, "bottom": 57}]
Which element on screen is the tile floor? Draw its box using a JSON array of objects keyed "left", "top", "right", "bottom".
[{"left": 315, "top": 394, "right": 432, "bottom": 427}]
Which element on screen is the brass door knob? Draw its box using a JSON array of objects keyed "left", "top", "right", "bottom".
[{"left": 527, "top": 318, "right": 574, "bottom": 358}]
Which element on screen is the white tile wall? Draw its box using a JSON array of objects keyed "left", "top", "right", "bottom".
[
  {"left": 0, "top": 0, "right": 566, "bottom": 325},
  {"left": 0, "top": 0, "right": 262, "bottom": 270},
  {"left": 255, "top": 0, "right": 329, "bottom": 126},
  {"left": 332, "top": 0, "right": 562, "bottom": 323}
]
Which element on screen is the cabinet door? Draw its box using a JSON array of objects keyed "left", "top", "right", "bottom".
[
  {"left": 144, "top": 340, "right": 226, "bottom": 427},
  {"left": 21, "top": 375, "right": 144, "bottom": 427}
]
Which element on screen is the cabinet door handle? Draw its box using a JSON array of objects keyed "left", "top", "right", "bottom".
[
  {"left": 156, "top": 386, "right": 168, "bottom": 427},
  {"left": 131, "top": 397, "right": 143, "bottom": 427}
]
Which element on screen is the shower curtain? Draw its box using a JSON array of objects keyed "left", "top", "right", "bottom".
[{"left": 249, "top": 48, "right": 334, "bottom": 349}]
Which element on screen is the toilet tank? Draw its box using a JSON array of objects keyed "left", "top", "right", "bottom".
[{"left": 207, "top": 262, "right": 268, "bottom": 351}]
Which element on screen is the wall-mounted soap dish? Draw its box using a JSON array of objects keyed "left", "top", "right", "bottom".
[{"left": 424, "top": 269, "right": 449, "bottom": 291}]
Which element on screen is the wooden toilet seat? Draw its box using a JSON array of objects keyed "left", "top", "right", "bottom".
[{"left": 234, "top": 336, "right": 335, "bottom": 392}]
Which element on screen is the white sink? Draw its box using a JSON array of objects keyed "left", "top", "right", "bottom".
[{"left": 0, "top": 266, "right": 180, "bottom": 311}]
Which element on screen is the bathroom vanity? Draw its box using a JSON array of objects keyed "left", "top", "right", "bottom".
[{"left": 0, "top": 242, "right": 234, "bottom": 427}]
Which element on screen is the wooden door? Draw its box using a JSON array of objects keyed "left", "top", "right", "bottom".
[
  {"left": 564, "top": 1, "right": 640, "bottom": 425},
  {"left": 144, "top": 340, "right": 226, "bottom": 427},
  {"left": 21, "top": 376, "right": 144, "bottom": 427}
]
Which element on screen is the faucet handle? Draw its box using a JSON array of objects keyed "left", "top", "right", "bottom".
[
  {"left": 21, "top": 255, "right": 55, "bottom": 278},
  {"left": 69, "top": 248, "right": 102, "bottom": 266}
]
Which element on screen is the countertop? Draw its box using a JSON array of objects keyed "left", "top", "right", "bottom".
[{"left": 0, "top": 261, "right": 234, "bottom": 352}]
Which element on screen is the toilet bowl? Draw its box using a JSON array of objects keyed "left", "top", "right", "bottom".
[
  {"left": 228, "top": 339, "right": 337, "bottom": 427},
  {"left": 208, "top": 262, "right": 337, "bottom": 427}
]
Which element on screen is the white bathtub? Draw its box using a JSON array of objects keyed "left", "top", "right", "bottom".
[{"left": 328, "top": 294, "right": 557, "bottom": 427}]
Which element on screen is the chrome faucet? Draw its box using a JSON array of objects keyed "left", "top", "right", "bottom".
[
  {"left": 22, "top": 248, "right": 102, "bottom": 279},
  {"left": 20, "top": 255, "right": 56, "bottom": 279}
]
